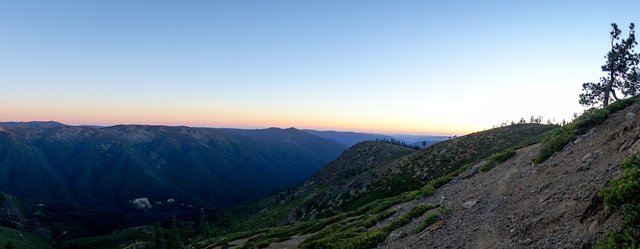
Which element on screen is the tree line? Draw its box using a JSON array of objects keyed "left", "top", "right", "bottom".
[{"left": 492, "top": 115, "right": 568, "bottom": 129}]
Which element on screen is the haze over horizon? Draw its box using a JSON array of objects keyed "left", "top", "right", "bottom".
[{"left": 2, "top": 0, "right": 639, "bottom": 135}]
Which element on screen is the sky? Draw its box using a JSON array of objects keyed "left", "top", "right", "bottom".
[{"left": 1, "top": 0, "right": 639, "bottom": 135}]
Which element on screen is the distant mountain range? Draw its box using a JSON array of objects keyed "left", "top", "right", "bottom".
[
  {"left": 0, "top": 121, "right": 449, "bottom": 237},
  {"left": 0, "top": 122, "right": 447, "bottom": 208},
  {"left": 303, "top": 129, "right": 448, "bottom": 148},
  {"left": 0, "top": 122, "right": 347, "bottom": 209}
]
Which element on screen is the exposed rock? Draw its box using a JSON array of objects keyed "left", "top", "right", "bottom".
[
  {"left": 519, "top": 238, "right": 532, "bottom": 245},
  {"left": 625, "top": 112, "right": 636, "bottom": 120},
  {"left": 581, "top": 153, "right": 593, "bottom": 163},
  {"left": 130, "top": 197, "right": 153, "bottom": 209},
  {"left": 463, "top": 199, "right": 478, "bottom": 209},
  {"left": 459, "top": 161, "right": 485, "bottom": 179}
]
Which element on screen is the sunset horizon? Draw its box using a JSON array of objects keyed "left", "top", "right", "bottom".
[
  {"left": 5, "top": 1, "right": 634, "bottom": 136},
  {"left": 2, "top": 1, "right": 640, "bottom": 248}
]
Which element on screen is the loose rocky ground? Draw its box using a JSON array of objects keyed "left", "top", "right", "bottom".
[{"left": 377, "top": 101, "right": 640, "bottom": 248}]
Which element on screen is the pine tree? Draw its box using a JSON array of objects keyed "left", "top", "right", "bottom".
[
  {"left": 168, "top": 215, "right": 182, "bottom": 249},
  {"left": 153, "top": 222, "right": 162, "bottom": 249},
  {"left": 580, "top": 23, "right": 638, "bottom": 107},
  {"left": 199, "top": 208, "right": 206, "bottom": 236}
]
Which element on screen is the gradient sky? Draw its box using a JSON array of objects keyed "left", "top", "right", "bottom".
[{"left": 1, "top": 0, "right": 639, "bottom": 135}]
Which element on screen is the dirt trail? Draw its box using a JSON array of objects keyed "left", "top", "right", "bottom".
[
  {"left": 473, "top": 146, "right": 529, "bottom": 249},
  {"left": 378, "top": 101, "right": 640, "bottom": 248}
]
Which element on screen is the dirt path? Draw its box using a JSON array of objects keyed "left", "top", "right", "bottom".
[
  {"left": 376, "top": 144, "right": 539, "bottom": 249},
  {"left": 471, "top": 145, "right": 531, "bottom": 248}
]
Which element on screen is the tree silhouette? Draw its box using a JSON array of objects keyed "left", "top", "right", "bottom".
[
  {"left": 153, "top": 222, "right": 162, "bottom": 249},
  {"left": 167, "top": 215, "right": 182, "bottom": 249},
  {"left": 580, "top": 23, "right": 638, "bottom": 107}
]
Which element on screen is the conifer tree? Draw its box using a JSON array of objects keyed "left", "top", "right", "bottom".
[
  {"left": 168, "top": 215, "right": 182, "bottom": 249},
  {"left": 153, "top": 222, "right": 162, "bottom": 248},
  {"left": 580, "top": 23, "right": 638, "bottom": 107}
]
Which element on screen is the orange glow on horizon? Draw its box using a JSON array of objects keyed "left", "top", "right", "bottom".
[
  {"left": 0, "top": 108, "right": 466, "bottom": 136},
  {"left": 0, "top": 100, "right": 479, "bottom": 136}
]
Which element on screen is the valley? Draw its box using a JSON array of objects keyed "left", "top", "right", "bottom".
[{"left": 1, "top": 101, "right": 638, "bottom": 248}]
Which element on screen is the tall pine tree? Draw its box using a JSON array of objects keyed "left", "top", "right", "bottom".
[{"left": 580, "top": 23, "right": 638, "bottom": 107}]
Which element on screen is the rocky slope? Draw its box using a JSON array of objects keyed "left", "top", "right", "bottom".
[{"left": 375, "top": 101, "right": 640, "bottom": 248}]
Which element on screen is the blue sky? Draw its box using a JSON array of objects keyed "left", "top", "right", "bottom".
[{"left": 1, "top": 0, "right": 638, "bottom": 135}]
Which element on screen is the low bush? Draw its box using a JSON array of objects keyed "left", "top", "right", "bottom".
[
  {"left": 346, "top": 230, "right": 387, "bottom": 249},
  {"left": 480, "top": 149, "right": 516, "bottom": 172},
  {"left": 597, "top": 153, "right": 640, "bottom": 248},
  {"left": 596, "top": 230, "right": 639, "bottom": 249},
  {"left": 428, "top": 176, "right": 453, "bottom": 189},
  {"left": 382, "top": 204, "right": 440, "bottom": 234},
  {"left": 420, "top": 185, "right": 436, "bottom": 197},
  {"left": 415, "top": 212, "right": 439, "bottom": 234},
  {"left": 362, "top": 210, "right": 395, "bottom": 228},
  {"left": 532, "top": 130, "right": 574, "bottom": 164}
]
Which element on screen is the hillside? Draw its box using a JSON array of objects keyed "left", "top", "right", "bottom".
[
  {"left": 0, "top": 124, "right": 346, "bottom": 236},
  {"left": 226, "top": 141, "right": 418, "bottom": 230},
  {"left": 4, "top": 105, "right": 636, "bottom": 249},
  {"left": 195, "top": 98, "right": 639, "bottom": 249},
  {"left": 189, "top": 123, "right": 556, "bottom": 248},
  {"left": 379, "top": 98, "right": 640, "bottom": 248}
]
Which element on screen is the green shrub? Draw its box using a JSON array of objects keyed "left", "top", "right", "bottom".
[
  {"left": 383, "top": 204, "right": 439, "bottom": 234},
  {"left": 490, "top": 148, "right": 517, "bottom": 163},
  {"left": 532, "top": 129, "right": 575, "bottom": 164},
  {"left": 400, "top": 190, "right": 422, "bottom": 201},
  {"left": 597, "top": 153, "right": 640, "bottom": 247},
  {"left": 428, "top": 176, "right": 453, "bottom": 189},
  {"left": 480, "top": 149, "right": 516, "bottom": 172},
  {"left": 420, "top": 185, "right": 436, "bottom": 197},
  {"left": 347, "top": 230, "right": 387, "bottom": 249},
  {"left": 601, "top": 166, "right": 640, "bottom": 226},
  {"left": 301, "top": 213, "right": 348, "bottom": 234},
  {"left": 596, "top": 230, "right": 639, "bottom": 249},
  {"left": 415, "top": 213, "right": 439, "bottom": 234},
  {"left": 621, "top": 154, "right": 640, "bottom": 169},
  {"left": 362, "top": 210, "right": 395, "bottom": 228},
  {"left": 448, "top": 163, "right": 472, "bottom": 177}
]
